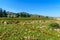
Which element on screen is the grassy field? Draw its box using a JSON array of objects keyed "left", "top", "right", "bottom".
[{"left": 0, "top": 18, "right": 60, "bottom": 40}]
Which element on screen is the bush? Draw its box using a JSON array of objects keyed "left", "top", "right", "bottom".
[{"left": 49, "top": 22, "right": 60, "bottom": 29}]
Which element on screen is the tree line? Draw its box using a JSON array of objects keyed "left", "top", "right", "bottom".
[
  {"left": 0, "top": 8, "right": 53, "bottom": 20},
  {"left": 0, "top": 8, "right": 33, "bottom": 17},
  {"left": 0, "top": 8, "right": 41, "bottom": 18}
]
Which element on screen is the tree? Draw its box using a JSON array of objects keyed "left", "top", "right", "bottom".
[
  {"left": 16, "top": 12, "right": 31, "bottom": 17},
  {"left": 20, "top": 12, "right": 29, "bottom": 17},
  {"left": 16, "top": 13, "right": 20, "bottom": 17},
  {"left": 46, "top": 16, "right": 49, "bottom": 18},
  {"left": 0, "top": 8, "right": 3, "bottom": 17},
  {"left": 0, "top": 8, "right": 7, "bottom": 17},
  {"left": 3, "top": 10, "right": 7, "bottom": 17}
]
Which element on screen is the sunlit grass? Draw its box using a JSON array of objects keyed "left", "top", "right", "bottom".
[{"left": 0, "top": 20, "right": 60, "bottom": 40}]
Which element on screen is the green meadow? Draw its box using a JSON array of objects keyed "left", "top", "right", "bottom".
[{"left": 0, "top": 18, "right": 60, "bottom": 40}]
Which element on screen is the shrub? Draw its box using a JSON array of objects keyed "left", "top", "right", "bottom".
[{"left": 49, "top": 22, "right": 60, "bottom": 29}]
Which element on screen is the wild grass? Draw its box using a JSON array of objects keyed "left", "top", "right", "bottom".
[{"left": 0, "top": 19, "right": 60, "bottom": 40}]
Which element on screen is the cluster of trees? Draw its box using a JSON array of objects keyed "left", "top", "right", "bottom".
[
  {"left": 0, "top": 8, "right": 33, "bottom": 18},
  {"left": 0, "top": 8, "right": 41, "bottom": 18},
  {"left": 0, "top": 8, "right": 52, "bottom": 20},
  {"left": 0, "top": 8, "right": 7, "bottom": 17},
  {"left": 16, "top": 12, "right": 31, "bottom": 17}
]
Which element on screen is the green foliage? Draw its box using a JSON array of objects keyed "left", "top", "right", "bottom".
[
  {"left": 16, "top": 12, "right": 31, "bottom": 17},
  {"left": 0, "top": 8, "right": 7, "bottom": 17},
  {"left": 49, "top": 22, "right": 60, "bottom": 29},
  {"left": 0, "top": 8, "right": 53, "bottom": 20},
  {"left": 3, "top": 10, "right": 7, "bottom": 17},
  {"left": 46, "top": 16, "right": 49, "bottom": 18},
  {"left": 0, "top": 8, "right": 3, "bottom": 17}
]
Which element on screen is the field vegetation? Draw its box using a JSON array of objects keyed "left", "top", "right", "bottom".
[
  {"left": 0, "top": 8, "right": 60, "bottom": 40},
  {"left": 0, "top": 18, "right": 60, "bottom": 40}
]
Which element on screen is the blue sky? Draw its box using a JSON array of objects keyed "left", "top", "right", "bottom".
[{"left": 0, "top": 0, "right": 60, "bottom": 17}]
